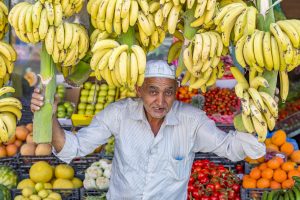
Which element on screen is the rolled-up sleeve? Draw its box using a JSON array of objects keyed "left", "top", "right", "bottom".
[
  {"left": 54, "top": 103, "right": 120, "bottom": 163},
  {"left": 192, "top": 115, "right": 266, "bottom": 162}
]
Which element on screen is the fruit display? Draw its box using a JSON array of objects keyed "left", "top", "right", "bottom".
[
  {"left": 17, "top": 161, "right": 83, "bottom": 190},
  {"left": 77, "top": 81, "right": 118, "bottom": 115},
  {"left": 104, "top": 136, "right": 115, "bottom": 156},
  {"left": 188, "top": 160, "right": 241, "bottom": 200},
  {"left": 15, "top": 186, "right": 62, "bottom": 200},
  {"left": 278, "top": 99, "right": 300, "bottom": 121},
  {"left": 0, "top": 166, "right": 17, "bottom": 189},
  {"left": 176, "top": 86, "right": 198, "bottom": 103},
  {"left": 55, "top": 84, "right": 66, "bottom": 101},
  {"left": 57, "top": 101, "right": 74, "bottom": 119},
  {"left": 83, "top": 159, "right": 111, "bottom": 190},
  {"left": 203, "top": 87, "right": 239, "bottom": 117}
]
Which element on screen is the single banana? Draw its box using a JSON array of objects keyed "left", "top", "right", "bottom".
[
  {"left": 277, "top": 20, "right": 299, "bottom": 48},
  {"left": 233, "top": 9, "right": 247, "bottom": 42},
  {"left": 214, "top": 3, "right": 244, "bottom": 25},
  {"left": 201, "top": 32, "right": 211, "bottom": 61},
  {"left": 129, "top": 0, "right": 139, "bottom": 26},
  {"left": 137, "top": 0, "right": 150, "bottom": 16},
  {"left": 90, "top": 49, "right": 110, "bottom": 70},
  {"left": 207, "top": 32, "right": 217, "bottom": 58},
  {"left": 234, "top": 83, "right": 245, "bottom": 98},
  {"left": 0, "top": 112, "right": 16, "bottom": 138},
  {"left": 97, "top": 49, "right": 113, "bottom": 70},
  {"left": 243, "top": 32, "right": 256, "bottom": 67},
  {"left": 119, "top": 51, "right": 128, "bottom": 84},
  {"left": 253, "top": 30, "right": 265, "bottom": 68},
  {"left": 0, "top": 97, "right": 22, "bottom": 109},
  {"left": 259, "top": 91, "right": 278, "bottom": 118},
  {"left": 279, "top": 70, "right": 289, "bottom": 103},
  {"left": 270, "top": 22, "right": 288, "bottom": 51},
  {"left": 121, "top": 0, "right": 131, "bottom": 19},
  {"left": 44, "top": 2, "right": 54, "bottom": 26},
  {"left": 168, "top": 5, "right": 182, "bottom": 34},
  {"left": 0, "top": 41, "right": 17, "bottom": 62},
  {"left": 229, "top": 66, "right": 249, "bottom": 88},
  {"left": 183, "top": 43, "right": 193, "bottom": 73},
  {"left": 248, "top": 87, "right": 266, "bottom": 113},
  {"left": 0, "top": 117, "right": 8, "bottom": 142},
  {"left": 45, "top": 26, "right": 55, "bottom": 55},
  {"left": 0, "top": 106, "right": 22, "bottom": 121},
  {"left": 131, "top": 45, "right": 146, "bottom": 74},
  {"left": 92, "top": 39, "right": 120, "bottom": 53},
  {"left": 242, "top": 112, "right": 255, "bottom": 134},
  {"left": 235, "top": 35, "right": 247, "bottom": 68},
  {"left": 108, "top": 45, "right": 128, "bottom": 70},
  {"left": 192, "top": 34, "right": 203, "bottom": 65},
  {"left": 121, "top": 13, "right": 130, "bottom": 33},
  {"left": 263, "top": 107, "right": 276, "bottom": 131},
  {"left": 241, "top": 91, "right": 251, "bottom": 116},
  {"left": 137, "top": 11, "right": 153, "bottom": 36},
  {"left": 249, "top": 99, "right": 264, "bottom": 123},
  {"left": 38, "top": 9, "right": 49, "bottom": 40},
  {"left": 250, "top": 76, "right": 269, "bottom": 89},
  {"left": 252, "top": 115, "right": 267, "bottom": 142},
  {"left": 53, "top": 4, "right": 63, "bottom": 27},
  {"left": 270, "top": 35, "right": 280, "bottom": 71},
  {"left": 246, "top": 6, "right": 257, "bottom": 35}
]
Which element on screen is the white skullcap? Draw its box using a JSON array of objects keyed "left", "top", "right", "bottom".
[{"left": 145, "top": 60, "right": 176, "bottom": 79}]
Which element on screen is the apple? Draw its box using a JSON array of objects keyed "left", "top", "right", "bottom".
[
  {"left": 108, "top": 90, "right": 116, "bottom": 96},
  {"left": 94, "top": 110, "right": 101, "bottom": 115},
  {"left": 80, "top": 89, "right": 89, "bottom": 96},
  {"left": 104, "top": 102, "right": 110, "bottom": 108},
  {"left": 84, "top": 81, "right": 92, "bottom": 90},
  {"left": 77, "top": 103, "right": 86, "bottom": 110},
  {"left": 95, "top": 103, "right": 104, "bottom": 110},
  {"left": 80, "top": 96, "right": 88, "bottom": 103},
  {"left": 78, "top": 109, "right": 85, "bottom": 114},
  {"left": 91, "top": 84, "right": 100, "bottom": 91},
  {"left": 97, "top": 96, "right": 106, "bottom": 103},
  {"left": 57, "top": 111, "right": 65, "bottom": 118},
  {"left": 85, "top": 110, "right": 94, "bottom": 115},
  {"left": 100, "top": 84, "right": 109, "bottom": 91},
  {"left": 87, "top": 96, "right": 96, "bottom": 103},
  {"left": 106, "top": 96, "right": 115, "bottom": 102},
  {"left": 63, "top": 101, "right": 72, "bottom": 108},
  {"left": 89, "top": 90, "right": 96, "bottom": 96},
  {"left": 57, "top": 84, "right": 65, "bottom": 90},
  {"left": 86, "top": 104, "right": 95, "bottom": 111},
  {"left": 57, "top": 105, "right": 65, "bottom": 112}
]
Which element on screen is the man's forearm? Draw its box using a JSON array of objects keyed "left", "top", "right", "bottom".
[{"left": 52, "top": 117, "right": 66, "bottom": 153}]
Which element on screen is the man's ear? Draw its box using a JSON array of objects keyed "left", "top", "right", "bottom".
[{"left": 136, "top": 85, "right": 142, "bottom": 98}]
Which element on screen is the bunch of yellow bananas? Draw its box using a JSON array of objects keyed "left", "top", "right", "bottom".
[
  {"left": 90, "top": 39, "right": 146, "bottom": 88},
  {"left": 0, "top": 1, "right": 8, "bottom": 40},
  {"left": 0, "top": 41, "right": 17, "bottom": 87},
  {"left": 45, "top": 22, "right": 89, "bottom": 67},
  {"left": 214, "top": 3, "right": 257, "bottom": 46},
  {"left": 0, "top": 87, "right": 22, "bottom": 144},
  {"left": 117, "top": 86, "right": 137, "bottom": 100},
  {"left": 230, "top": 67, "right": 278, "bottom": 142}
]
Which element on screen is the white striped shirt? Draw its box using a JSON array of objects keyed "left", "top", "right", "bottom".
[{"left": 54, "top": 98, "right": 265, "bottom": 200}]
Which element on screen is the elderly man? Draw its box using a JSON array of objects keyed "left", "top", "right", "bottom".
[{"left": 31, "top": 60, "right": 265, "bottom": 200}]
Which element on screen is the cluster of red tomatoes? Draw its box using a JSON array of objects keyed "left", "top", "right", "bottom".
[{"left": 187, "top": 160, "right": 243, "bottom": 200}]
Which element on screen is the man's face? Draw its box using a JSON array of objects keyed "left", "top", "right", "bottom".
[{"left": 137, "top": 77, "right": 177, "bottom": 120}]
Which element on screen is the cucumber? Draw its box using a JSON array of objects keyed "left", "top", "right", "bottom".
[
  {"left": 284, "top": 191, "right": 290, "bottom": 200},
  {"left": 267, "top": 190, "right": 276, "bottom": 200},
  {"left": 262, "top": 191, "right": 269, "bottom": 200},
  {"left": 287, "top": 189, "right": 295, "bottom": 200},
  {"left": 293, "top": 187, "right": 300, "bottom": 199}
]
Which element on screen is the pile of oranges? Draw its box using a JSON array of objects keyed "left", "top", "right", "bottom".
[
  {"left": 245, "top": 130, "right": 300, "bottom": 164},
  {"left": 176, "top": 86, "right": 198, "bottom": 103},
  {"left": 243, "top": 130, "right": 300, "bottom": 190},
  {"left": 243, "top": 156, "right": 300, "bottom": 189}
]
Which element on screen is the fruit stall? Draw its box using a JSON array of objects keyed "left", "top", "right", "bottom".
[{"left": 0, "top": 0, "right": 299, "bottom": 199}]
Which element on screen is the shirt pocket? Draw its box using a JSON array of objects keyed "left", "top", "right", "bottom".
[{"left": 166, "top": 156, "right": 190, "bottom": 181}]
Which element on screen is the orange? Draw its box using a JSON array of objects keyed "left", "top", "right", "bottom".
[
  {"left": 274, "top": 156, "right": 284, "bottom": 165},
  {"left": 261, "top": 168, "right": 274, "bottom": 179},
  {"left": 257, "top": 178, "right": 270, "bottom": 188},
  {"left": 6, "top": 144, "right": 18, "bottom": 157},
  {"left": 265, "top": 138, "right": 272, "bottom": 145},
  {"left": 280, "top": 142, "right": 294, "bottom": 156},
  {"left": 288, "top": 169, "right": 300, "bottom": 179},
  {"left": 271, "top": 130, "right": 286, "bottom": 146},
  {"left": 266, "top": 144, "right": 279, "bottom": 152},
  {"left": 273, "top": 169, "right": 287, "bottom": 183},
  {"left": 259, "top": 163, "right": 268, "bottom": 171},
  {"left": 281, "top": 162, "right": 296, "bottom": 172},
  {"left": 282, "top": 179, "right": 294, "bottom": 189},
  {"left": 267, "top": 158, "right": 281, "bottom": 169},
  {"left": 0, "top": 145, "right": 7, "bottom": 158},
  {"left": 242, "top": 177, "right": 256, "bottom": 189},
  {"left": 290, "top": 150, "right": 300, "bottom": 164},
  {"left": 250, "top": 167, "right": 261, "bottom": 180},
  {"left": 270, "top": 181, "right": 281, "bottom": 189},
  {"left": 297, "top": 166, "right": 300, "bottom": 172}
]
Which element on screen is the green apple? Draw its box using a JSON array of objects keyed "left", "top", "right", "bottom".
[
  {"left": 97, "top": 96, "right": 106, "bottom": 103},
  {"left": 57, "top": 84, "right": 65, "bottom": 90},
  {"left": 57, "top": 111, "right": 65, "bottom": 118},
  {"left": 80, "top": 89, "right": 89, "bottom": 96},
  {"left": 94, "top": 109, "right": 101, "bottom": 115},
  {"left": 86, "top": 104, "right": 95, "bottom": 111},
  {"left": 89, "top": 90, "right": 96, "bottom": 96},
  {"left": 77, "top": 102, "right": 86, "bottom": 110},
  {"left": 78, "top": 109, "right": 85, "bottom": 114},
  {"left": 95, "top": 103, "right": 104, "bottom": 110},
  {"left": 100, "top": 84, "right": 109, "bottom": 90},
  {"left": 63, "top": 101, "right": 72, "bottom": 108},
  {"left": 106, "top": 96, "right": 115, "bottom": 102},
  {"left": 104, "top": 102, "right": 110, "bottom": 108},
  {"left": 67, "top": 106, "right": 74, "bottom": 113},
  {"left": 98, "top": 90, "right": 108, "bottom": 97},
  {"left": 87, "top": 96, "right": 96, "bottom": 103},
  {"left": 84, "top": 81, "right": 92, "bottom": 90},
  {"left": 80, "top": 96, "right": 88, "bottom": 103},
  {"left": 91, "top": 84, "right": 100, "bottom": 91},
  {"left": 57, "top": 105, "right": 65, "bottom": 112},
  {"left": 108, "top": 90, "right": 116, "bottom": 96},
  {"left": 57, "top": 92, "right": 64, "bottom": 100},
  {"left": 85, "top": 110, "right": 94, "bottom": 115}
]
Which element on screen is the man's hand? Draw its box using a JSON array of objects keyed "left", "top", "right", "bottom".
[{"left": 30, "top": 88, "right": 59, "bottom": 114}]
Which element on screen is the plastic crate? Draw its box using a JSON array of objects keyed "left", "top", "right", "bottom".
[
  {"left": 216, "top": 124, "right": 236, "bottom": 132},
  {"left": 11, "top": 189, "right": 81, "bottom": 200},
  {"left": 80, "top": 189, "right": 107, "bottom": 199},
  {"left": 0, "top": 156, "right": 18, "bottom": 169},
  {"left": 194, "top": 152, "right": 244, "bottom": 173},
  {"left": 71, "top": 154, "right": 102, "bottom": 177},
  {"left": 277, "top": 111, "right": 300, "bottom": 135},
  {"left": 241, "top": 188, "right": 272, "bottom": 200}
]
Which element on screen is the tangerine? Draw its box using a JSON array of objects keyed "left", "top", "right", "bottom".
[
  {"left": 273, "top": 169, "right": 287, "bottom": 183},
  {"left": 271, "top": 130, "right": 286, "bottom": 146}
]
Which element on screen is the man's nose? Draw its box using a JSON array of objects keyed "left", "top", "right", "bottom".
[{"left": 157, "top": 93, "right": 165, "bottom": 106}]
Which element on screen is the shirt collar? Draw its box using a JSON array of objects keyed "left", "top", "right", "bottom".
[{"left": 129, "top": 98, "right": 179, "bottom": 126}]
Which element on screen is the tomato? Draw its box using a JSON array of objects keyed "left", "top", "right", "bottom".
[
  {"left": 228, "top": 190, "right": 236, "bottom": 199},
  {"left": 188, "top": 185, "right": 195, "bottom": 193},
  {"left": 197, "top": 172, "right": 206, "bottom": 180},
  {"left": 206, "top": 183, "right": 215, "bottom": 191},
  {"left": 200, "top": 196, "right": 210, "bottom": 200},
  {"left": 214, "top": 182, "right": 222, "bottom": 191},
  {"left": 235, "top": 164, "right": 243, "bottom": 173},
  {"left": 199, "top": 176, "right": 209, "bottom": 184},
  {"left": 234, "top": 196, "right": 241, "bottom": 200},
  {"left": 232, "top": 183, "right": 240, "bottom": 192},
  {"left": 192, "top": 191, "right": 200, "bottom": 199},
  {"left": 189, "top": 177, "right": 195, "bottom": 184}
]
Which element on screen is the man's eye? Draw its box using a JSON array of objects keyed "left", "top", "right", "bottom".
[
  {"left": 150, "top": 91, "right": 158, "bottom": 95},
  {"left": 165, "top": 91, "right": 174, "bottom": 96}
]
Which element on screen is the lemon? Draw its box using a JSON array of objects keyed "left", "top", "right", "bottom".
[
  {"left": 14, "top": 195, "right": 23, "bottom": 200},
  {"left": 53, "top": 178, "right": 74, "bottom": 189},
  {"left": 29, "top": 194, "right": 41, "bottom": 200},
  {"left": 48, "top": 192, "right": 62, "bottom": 200},
  {"left": 71, "top": 177, "right": 83, "bottom": 188},
  {"left": 38, "top": 189, "right": 49, "bottom": 198},
  {"left": 54, "top": 164, "right": 74, "bottom": 179},
  {"left": 22, "top": 187, "right": 35, "bottom": 197},
  {"left": 34, "top": 183, "right": 44, "bottom": 192},
  {"left": 44, "top": 183, "right": 52, "bottom": 189},
  {"left": 30, "top": 161, "right": 53, "bottom": 183},
  {"left": 17, "top": 179, "right": 35, "bottom": 189}
]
